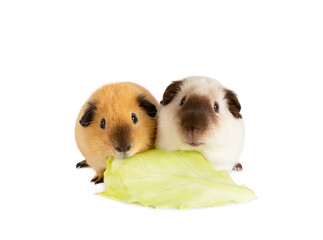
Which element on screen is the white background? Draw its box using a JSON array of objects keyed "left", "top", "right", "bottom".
[{"left": 1, "top": 0, "right": 322, "bottom": 239}]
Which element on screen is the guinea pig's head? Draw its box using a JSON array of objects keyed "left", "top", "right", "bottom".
[
  {"left": 78, "top": 82, "right": 158, "bottom": 159},
  {"left": 158, "top": 76, "right": 242, "bottom": 149}
]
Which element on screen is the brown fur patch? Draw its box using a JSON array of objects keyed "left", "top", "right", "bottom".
[
  {"left": 224, "top": 89, "right": 242, "bottom": 119},
  {"left": 160, "top": 80, "right": 184, "bottom": 105},
  {"left": 179, "top": 94, "right": 216, "bottom": 141},
  {"left": 137, "top": 94, "right": 157, "bottom": 117},
  {"left": 110, "top": 124, "right": 132, "bottom": 152},
  {"left": 79, "top": 102, "right": 96, "bottom": 127}
]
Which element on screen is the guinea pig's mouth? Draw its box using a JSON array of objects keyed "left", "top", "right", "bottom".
[
  {"left": 187, "top": 142, "right": 202, "bottom": 147},
  {"left": 112, "top": 152, "right": 135, "bottom": 159}
]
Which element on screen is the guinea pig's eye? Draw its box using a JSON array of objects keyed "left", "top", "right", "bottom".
[
  {"left": 100, "top": 118, "right": 106, "bottom": 129},
  {"left": 214, "top": 102, "right": 219, "bottom": 113},
  {"left": 131, "top": 113, "right": 138, "bottom": 124},
  {"left": 180, "top": 96, "right": 186, "bottom": 106}
]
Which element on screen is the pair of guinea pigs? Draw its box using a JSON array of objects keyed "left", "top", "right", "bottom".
[{"left": 75, "top": 76, "right": 245, "bottom": 184}]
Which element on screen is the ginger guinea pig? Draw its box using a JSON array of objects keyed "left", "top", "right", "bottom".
[
  {"left": 156, "top": 76, "right": 244, "bottom": 173},
  {"left": 75, "top": 82, "right": 158, "bottom": 184}
]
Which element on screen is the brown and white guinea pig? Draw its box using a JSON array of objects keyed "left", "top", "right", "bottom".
[
  {"left": 75, "top": 82, "right": 158, "bottom": 184},
  {"left": 156, "top": 76, "right": 244, "bottom": 174}
]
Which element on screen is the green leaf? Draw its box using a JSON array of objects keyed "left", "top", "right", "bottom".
[{"left": 98, "top": 149, "right": 256, "bottom": 209}]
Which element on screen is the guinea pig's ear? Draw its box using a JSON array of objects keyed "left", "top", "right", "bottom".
[
  {"left": 79, "top": 102, "right": 97, "bottom": 127},
  {"left": 137, "top": 95, "right": 157, "bottom": 118},
  {"left": 160, "top": 80, "right": 183, "bottom": 106},
  {"left": 224, "top": 89, "right": 242, "bottom": 119}
]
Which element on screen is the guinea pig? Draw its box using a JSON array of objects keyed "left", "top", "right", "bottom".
[
  {"left": 156, "top": 76, "right": 244, "bottom": 174},
  {"left": 75, "top": 82, "right": 158, "bottom": 184}
]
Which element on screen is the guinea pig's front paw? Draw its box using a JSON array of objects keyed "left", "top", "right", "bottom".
[
  {"left": 233, "top": 163, "right": 243, "bottom": 171},
  {"left": 91, "top": 175, "right": 104, "bottom": 184},
  {"left": 76, "top": 160, "right": 89, "bottom": 168}
]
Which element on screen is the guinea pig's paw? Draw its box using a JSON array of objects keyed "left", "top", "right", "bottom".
[
  {"left": 76, "top": 160, "right": 89, "bottom": 168},
  {"left": 91, "top": 175, "right": 104, "bottom": 184},
  {"left": 233, "top": 163, "right": 243, "bottom": 171}
]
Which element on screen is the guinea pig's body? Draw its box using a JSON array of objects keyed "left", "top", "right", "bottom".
[
  {"left": 156, "top": 76, "right": 244, "bottom": 173},
  {"left": 75, "top": 82, "right": 158, "bottom": 183}
]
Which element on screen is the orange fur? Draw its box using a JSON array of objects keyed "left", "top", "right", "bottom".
[{"left": 75, "top": 82, "right": 158, "bottom": 183}]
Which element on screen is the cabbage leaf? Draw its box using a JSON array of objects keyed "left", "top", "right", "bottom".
[{"left": 98, "top": 149, "right": 256, "bottom": 209}]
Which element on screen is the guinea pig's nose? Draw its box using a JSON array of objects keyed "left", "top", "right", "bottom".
[
  {"left": 115, "top": 145, "right": 132, "bottom": 153},
  {"left": 183, "top": 124, "right": 201, "bottom": 134}
]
